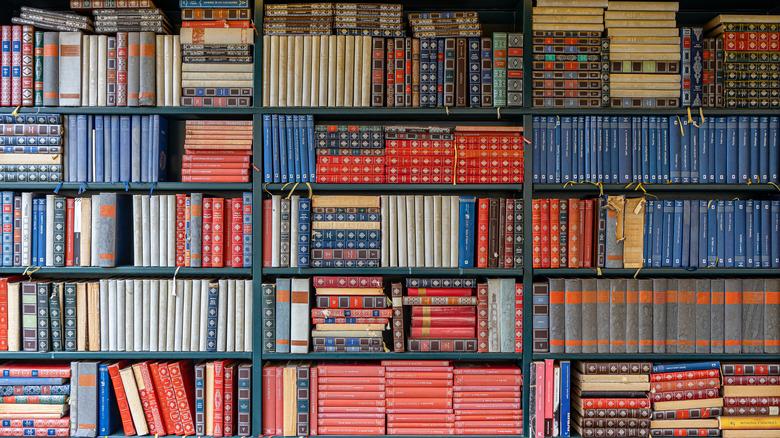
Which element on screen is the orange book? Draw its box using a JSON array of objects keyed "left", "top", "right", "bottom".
[
  {"left": 453, "top": 402, "right": 521, "bottom": 409},
  {"left": 385, "top": 398, "right": 453, "bottom": 409},
  {"left": 389, "top": 428, "right": 456, "bottom": 435},
  {"left": 317, "top": 391, "right": 385, "bottom": 400},
  {"left": 596, "top": 281, "right": 610, "bottom": 352},
  {"left": 453, "top": 397, "right": 521, "bottom": 403},
  {"left": 456, "top": 409, "right": 519, "bottom": 415},
  {"left": 638, "top": 281, "right": 653, "bottom": 351},
  {"left": 318, "top": 377, "right": 385, "bottom": 385},
  {"left": 181, "top": 20, "right": 251, "bottom": 28},
  {"left": 183, "top": 155, "right": 250, "bottom": 163},
  {"left": 185, "top": 120, "right": 252, "bottom": 126},
  {"left": 183, "top": 149, "right": 251, "bottom": 156},
  {"left": 381, "top": 361, "right": 451, "bottom": 367},
  {"left": 182, "top": 162, "right": 249, "bottom": 169},
  {"left": 319, "top": 384, "right": 385, "bottom": 393},
  {"left": 202, "top": 198, "right": 213, "bottom": 268},
  {"left": 386, "top": 378, "right": 453, "bottom": 387},
  {"left": 455, "top": 427, "right": 522, "bottom": 434},
  {"left": 132, "top": 362, "right": 166, "bottom": 435},
  {"left": 316, "top": 366, "right": 385, "bottom": 377},
  {"left": 386, "top": 371, "right": 453, "bottom": 380},
  {"left": 582, "top": 199, "right": 594, "bottom": 268},
  {"left": 454, "top": 391, "right": 520, "bottom": 398},
  {"left": 455, "top": 421, "right": 521, "bottom": 428},
  {"left": 317, "top": 399, "right": 386, "bottom": 407},
  {"left": 167, "top": 361, "right": 196, "bottom": 435},
  {"left": 181, "top": 175, "right": 250, "bottom": 182},
  {"left": 149, "top": 362, "right": 183, "bottom": 435},
  {"left": 317, "top": 418, "right": 385, "bottom": 427},
  {"left": 476, "top": 198, "right": 490, "bottom": 268},
  {"left": 181, "top": 168, "right": 250, "bottom": 176},
  {"left": 388, "top": 413, "right": 455, "bottom": 422},
  {"left": 455, "top": 414, "right": 519, "bottom": 421},
  {"left": 384, "top": 366, "right": 454, "bottom": 372},
  {"left": 385, "top": 387, "right": 453, "bottom": 398},
  {"left": 107, "top": 361, "right": 136, "bottom": 436},
  {"left": 454, "top": 375, "right": 522, "bottom": 385},
  {"left": 183, "top": 143, "right": 251, "bottom": 150},
  {"left": 318, "top": 426, "right": 385, "bottom": 434},
  {"left": 211, "top": 199, "right": 225, "bottom": 268},
  {"left": 549, "top": 198, "right": 560, "bottom": 268},
  {"left": 318, "top": 406, "right": 385, "bottom": 414}
]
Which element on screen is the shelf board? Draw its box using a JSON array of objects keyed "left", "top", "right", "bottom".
[
  {"left": 264, "top": 183, "right": 521, "bottom": 193},
  {"left": 0, "top": 182, "right": 252, "bottom": 192},
  {"left": 263, "top": 352, "right": 521, "bottom": 361},
  {"left": 534, "top": 353, "right": 780, "bottom": 361},
  {"left": 259, "top": 106, "right": 523, "bottom": 119},
  {"left": 262, "top": 267, "right": 521, "bottom": 277},
  {"left": 0, "top": 351, "right": 252, "bottom": 360},
  {"left": 0, "top": 266, "right": 252, "bottom": 277},
  {"left": 533, "top": 268, "right": 780, "bottom": 277},
  {"left": 534, "top": 183, "right": 780, "bottom": 194}
]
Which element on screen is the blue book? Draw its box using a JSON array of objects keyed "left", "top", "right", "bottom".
[
  {"left": 631, "top": 117, "right": 639, "bottom": 182},
  {"left": 291, "top": 115, "right": 301, "bottom": 182},
  {"left": 306, "top": 115, "right": 315, "bottom": 181},
  {"left": 595, "top": 116, "right": 603, "bottom": 182},
  {"left": 285, "top": 115, "right": 295, "bottom": 182},
  {"left": 698, "top": 122, "right": 708, "bottom": 183},
  {"left": 274, "top": 278, "right": 291, "bottom": 353},
  {"left": 554, "top": 117, "right": 562, "bottom": 183},
  {"left": 644, "top": 200, "right": 653, "bottom": 266},
  {"left": 680, "top": 119, "right": 690, "bottom": 183},
  {"left": 772, "top": 200, "right": 780, "bottom": 267},
  {"left": 206, "top": 282, "right": 219, "bottom": 352},
  {"left": 749, "top": 116, "right": 760, "bottom": 182},
  {"left": 746, "top": 200, "right": 754, "bottom": 267},
  {"left": 577, "top": 117, "right": 585, "bottom": 182},
  {"left": 641, "top": 116, "right": 650, "bottom": 183},
  {"left": 103, "top": 117, "right": 112, "bottom": 182},
  {"left": 681, "top": 200, "right": 690, "bottom": 268},
  {"left": 532, "top": 116, "right": 541, "bottom": 182},
  {"left": 119, "top": 116, "right": 131, "bottom": 182},
  {"left": 560, "top": 360, "right": 571, "bottom": 437},
  {"left": 610, "top": 116, "right": 620, "bottom": 183},
  {"left": 94, "top": 116, "right": 104, "bottom": 183},
  {"left": 560, "top": 117, "right": 572, "bottom": 182},
  {"left": 458, "top": 196, "right": 476, "bottom": 268},
  {"left": 707, "top": 201, "right": 717, "bottom": 267},
  {"left": 130, "top": 115, "right": 141, "bottom": 182},
  {"left": 651, "top": 361, "right": 720, "bottom": 373},
  {"left": 689, "top": 119, "right": 698, "bottom": 183},
  {"left": 271, "top": 115, "right": 280, "bottom": 183},
  {"left": 37, "top": 199, "right": 45, "bottom": 266},
  {"left": 653, "top": 201, "right": 664, "bottom": 268},
  {"left": 715, "top": 117, "right": 727, "bottom": 183},
  {"left": 689, "top": 201, "right": 699, "bottom": 268},
  {"left": 242, "top": 192, "right": 252, "bottom": 268},
  {"left": 661, "top": 201, "right": 674, "bottom": 267},
  {"left": 140, "top": 116, "right": 150, "bottom": 182},
  {"left": 669, "top": 117, "right": 682, "bottom": 183},
  {"left": 716, "top": 201, "right": 725, "bottom": 267},
  {"left": 737, "top": 116, "right": 750, "bottom": 183},
  {"left": 760, "top": 116, "right": 770, "bottom": 182},
  {"left": 539, "top": 116, "right": 547, "bottom": 183},
  {"left": 297, "top": 115, "right": 308, "bottom": 183},
  {"left": 762, "top": 200, "right": 771, "bottom": 267},
  {"left": 11, "top": 36, "right": 19, "bottom": 97},
  {"left": 97, "top": 364, "right": 118, "bottom": 435},
  {"left": 603, "top": 117, "right": 612, "bottom": 183},
  {"left": 618, "top": 117, "right": 631, "bottom": 183},
  {"left": 584, "top": 116, "right": 592, "bottom": 181},
  {"left": 698, "top": 200, "right": 708, "bottom": 267},
  {"left": 30, "top": 199, "right": 37, "bottom": 265},
  {"left": 708, "top": 122, "right": 717, "bottom": 183},
  {"left": 659, "top": 116, "right": 670, "bottom": 182},
  {"left": 277, "top": 115, "right": 288, "bottom": 183},
  {"left": 753, "top": 201, "right": 762, "bottom": 268},
  {"left": 75, "top": 115, "right": 88, "bottom": 183},
  {"left": 724, "top": 201, "right": 735, "bottom": 267},
  {"left": 194, "top": 364, "right": 205, "bottom": 435},
  {"left": 262, "top": 115, "right": 272, "bottom": 182},
  {"left": 0, "top": 377, "right": 67, "bottom": 385},
  {"left": 547, "top": 116, "right": 557, "bottom": 184},
  {"left": 735, "top": 200, "right": 746, "bottom": 268},
  {"left": 770, "top": 117, "right": 779, "bottom": 183},
  {"left": 725, "top": 116, "right": 738, "bottom": 183},
  {"left": 297, "top": 198, "right": 311, "bottom": 267}
]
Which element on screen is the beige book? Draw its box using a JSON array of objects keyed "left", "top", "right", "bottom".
[
  {"left": 315, "top": 288, "right": 385, "bottom": 296},
  {"left": 388, "top": 195, "right": 397, "bottom": 266},
  {"left": 302, "top": 35, "right": 312, "bottom": 106},
  {"left": 87, "top": 282, "right": 100, "bottom": 351},
  {"left": 182, "top": 63, "right": 254, "bottom": 72},
  {"left": 268, "top": 35, "right": 279, "bottom": 106},
  {"left": 534, "top": 15, "right": 604, "bottom": 24},
  {"left": 76, "top": 282, "right": 87, "bottom": 350},
  {"left": 605, "top": 11, "right": 675, "bottom": 20},
  {"left": 343, "top": 36, "right": 355, "bottom": 107},
  {"left": 351, "top": 35, "right": 362, "bottom": 106},
  {"left": 277, "top": 36, "right": 287, "bottom": 107},
  {"left": 312, "top": 195, "right": 380, "bottom": 208},
  {"left": 312, "top": 221, "right": 381, "bottom": 230},
  {"left": 611, "top": 89, "right": 680, "bottom": 98},
  {"left": 723, "top": 385, "right": 780, "bottom": 398},
  {"left": 361, "top": 36, "right": 372, "bottom": 107},
  {"left": 7, "top": 282, "right": 19, "bottom": 351},
  {"left": 610, "top": 73, "right": 683, "bottom": 82},
  {"left": 574, "top": 381, "right": 651, "bottom": 391},
  {"left": 608, "top": 1, "right": 679, "bottom": 11},
  {"left": 651, "top": 419, "right": 719, "bottom": 429},
  {"left": 315, "top": 324, "right": 386, "bottom": 331},
  {"left": 533, "top": 7, "right": 605, "bottom": 15},
  {"left": 533, "top": 23, "right": 605, "bottom": 31},
  {"left": 310, "top": 35, "right": 320, "bottom": 106},
  {"left": 283, "top": 366, "right": 296, "bottom": 436},
  {"left": 538, "top": 0, "right": 608, "bottom": 6},
  {"left": 286, "top": 35, "right": 296, "bottom": 107},
  {"left": 573, "top": 373, "right": 649, "bottom": 383},
  {"left": 0, "top": 404, "right": 68, "bottom": 415},
  {"left": 610, "top": 44, "right": 679, "bottom": 53},
  {"left": 182, "top": 79, "right": 254, "bottom": 88},
  {"left": 610, "top": 36, "right": 681, "bottom": 45},
  {"left": 81, "top": 35, "right": 90, "bottom": 106},
  {"left": 79, "top": 197, "right": 91, "bottom": 266},
  {"left": 608, "top": 27, "right": 678, "bottom": 37},
  {"left": 327, "top": 35, "right": 337, "bottom": 107},
  {"left": 606, "top": 19, "right": 677, "bottom": 27},
  {"left": 317, "top": 35, "right": 328, "bottom": 106},
  {"left": 163, "top": 36, "right": 173, "bottom": 106},
  {"left": 0, "top": 154, "right": 60, "bottom": 165},
  {"left": 182, "top": 72, "right": 253, "bottom": 80},
  {"left": 433, "top": 195, "right": 442, "bottom": 268},
  {"left": 622, "top": 198, "right": 645, "bottom": 268},
  {"left": 179, "top": 28, "right": 253, "bottom": 44},
  {"left": 654, "top": 397, "right": 723, "bottom": 411},
  {"left": 263, "top": 35, "right": 270, "bottom": 107},
  {"left": 704, "top": 14, "right": 780, "bottom": 31},
  {"left": 205, "top": 362, "right": 215, "bottom": 435},
  {"left": 155, "top": 35, "right": 164, "bottom": 106},
  {"left": 120, "top": 366, "right": 149, "bottom": 435},
  {"left": 611, "top": 82, "right": 681, "bottom": 91},
  {"left": 311, "top": 329, "right": 384, "bottom": 338},
  {"left": 172, "top": 35, "right": 181, "bottom": 106},
  {"left": 610, "top": 51, "right": 681, "bottom": 61},
  {"left": 293, "top": 35, "right": 304, "bottom": 106},
  {"left": 723, "top": 431, "right": 780, "bottom": 438}
]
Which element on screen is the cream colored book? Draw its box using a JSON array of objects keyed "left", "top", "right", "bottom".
[
  {"left": 605, "top": 11, "right": 675, "bottom": 20},
  {"left": 610, "top": 44, "right": 679, "bottom": 53},
  {"left": 243, "top": 279, "right": 252, "bottom": 351},
  {"left": 361, "top": 35, "right": 372, "bottom": 107},
  {"left": 440, "top": 196, "right": 450, "bottom": 268},
  {"left": 178, "top": 280, "right": 190, "bottom": 351},
  {"left": 217, "top": 279, "right": 228, "bottom": 352},
  {"left": 534, "top": 15, "right": 604, "bottom": 24},
  {"left": 302, "top": 35, "right": 312, "bottom": 107},
  {"left": 405, "top": 196, "right": 416, "bottom": 267},
  {"left": 182, "top": 63, "right": 253, "bottom": 72},
  {"left": 163, "top": 36, "right": 172, "bottom": 106},
  {"left": 140, "top": 195, "right": 150, "bottom": 266},
  {"left": 380, "top": 195, "right": 389, "bottom": 266},
  {"left": 293, "top": 35, "right": 303, "bottom": 106},
  {"left": 282, "top": 366, "right": 296, "bottom": 436},
  {"left": 608, "top": 1, "right": 679, "bottom": 11},
  {"left": 155, "top": 35, "right": 164, "bottom": 106},
  {"left": 538, "top": 0, "right": 607, "bottom": 6},
  {"left": 605, "top": 19, "right": 676, "bottom": 28},
  {"left": 335, "top": 35, "right": 346, "bottom": 106},
  {"left": 388, "top": 195, "right": 397, "bottom": 266},
  {"left": 723, "top": 385, "right": 780, "bottom": 398},
  {"left": 277, "top": 36, "right": 288, "bottom": 107},
  {"left": 88, "top": 35, "right": 98, "bottom": 106},
  {"left": 132, "top": 280, "right": 142, "bottom": 351},
  {"left": 533, "top": 7, "right": 604, "bottom": 15},
  {"left": 7, "top": 282, "right": 19, "bottom": 351},
  {"left": 76, "top": 282, "right": 87, "bottom": 350},
  {"left": 123, "top": 366, "right": 149, "bottom": 434},
  {"left": 534, "top": 23, "right": 605, "bottom": 31},
  {"left": 226, "top": 279, "right": 236, "bottom": 352},
  {"left": 327, "top": 35, "right": 337, "bottom": 107},
  {"left": 397, "top": 195, "right": 407, "bottom": 267},
  {"left": 704, "top": 14, "right": 780, "bottom": 31},
  {"left": 182, "top": 79, "right": 254, "bottom": 88},
  {"left": 263, "top": 35, "right": 270, "bottom": 107},
  {"left": 205, "top": 362, "right": 215, "bottom": 435},
  {"left": 573, "top": 373, "right": 649, "bottom": 383},
  {"left": 623, "top": 197, "right": 645, "bottom": 269},
  {"left": 610, "top": 36, "right": 681, "bottom": 45},
  {"left": 80, "top": 35, "right": 90, "bottom": 106},
  {"left": 343, "top": 36, "right": 354, "bottom": 107},
  {"left": 608, "top": 27, "right": 678, "bottom": 37},
  {"left": 157, "top": 196, "right": 167, "bottom": 265},
  {"left": 575, "top": 381, "right": 650, "bottom": 391},
  {"left": 611, "top": 82, "right": 681, "bottom": 91},
  {"left": 234, "top": 279, "right": 245, "bottom": 352},
  {"left": 433, "top": 195, "right": 442, "bottom": 268},
  {"left": 188, "top": 279, "right": 200, "bottom": 351},
  {"left": 449, "top": 196, "right": 459, "bottom": 267},
  {"left": 310, "top": 35, "right": 320, "bottom": 106},
  {"left": 182, "top": 72, "right": 253, "bottom": 80},
  {"left": 653, "top": 397, "right": 723, "bottom": 411},
  {"left": 319, "top": 36, "right": 329, "bottom": 106},
  {"left": 79, "top": 197, "right": 91, "bottom": 266},
  {"left": 610, "top": 73, "right": 681, "bottom": 82},
  {"left": 611, "top": 88, "right": 680, "bottom": 97},
  {"left": 269, "top": 35, "right": 279, "bottom": 106},
  {"left": 172, "top": 35, "right": 181, "bottom": 106},
  {"left": 166, "top": 280, "right": 176, "bottom": 351},
  {"left": 157, "top": 279, "right": 167, "bottom": 350},
  {"left": 312, "top": 195, "right": 380, "bottom": 208},
  {"left": 312, "top": 221, "right": 382, "bottom": 231},
  {"left": 141, "top": 279, "right": 150, "bottom": 351},
  {"left": 148, "top": 280, "right": 159, "bottom": 351},
  {"left": 286, "top": 35, "right": 296, "bottom": 107},
  {"left": 87, "top": 282, "right": 100, "bottom": 351},
  {"left": 651, "top": 419, "right": 719, "bottom": 429},
  {"left": 173, "top": 279, "right": 183, "bottom": 351},
  {"left": 179, "top": 28, "right": 253, "bottom": 44},
  {"left": 310, "top": 329, "right": 384, "bottom": 338},
  {"left": 424, "top": 196, "right": 434, "bottom": 267},
  {"left": 610, "top": 51, "right": 681, "bottom": 61},
  {"left": 124, "top": 279, "right": 134, "bottom": 351},
  {"left": 351, "top": 36, "right": 362, "bottom": 107},
  {"left": 723, "top": 431, "right": 780, "bottom": 438},
  {"left": 415, "top": 195, "right": 425, "bottom": 267}
]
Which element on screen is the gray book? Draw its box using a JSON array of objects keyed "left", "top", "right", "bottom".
[
  {"left": 665, "top": 279, "right": 678, "bottom": 353},
  {"left": 562, "top": 279, "right": 580, "bottom": 354},
  {"left": 36, "top": 283, "right": 50, "bottom": 352},
  {"left": 710, "top": 279, "right": 725, "bottom": 353},
  {"left": 581, "top": 278, "right": 597, "bottom": 354},
  {"left": 609, "top": 279, "right": 626, "bottom": 353},
  {"left": 676, "top": 279, "right": 696, "bottom": 353},
  {"left": 637, "top": 279, "right": 653, "bottom": 353},
  {"left": 765, "top": 279, "right": 780, "bottom": 353},
  {"left": 275, "top": 278, "right": 291, "bottom": 354},
  {"left": 724, "top": 278, "right": 743, "bottom": 353},
  {"left": 138, "top": 32, "right": 155, "bottom": 106},
  {"left": 549, "top": 278, "right": 565, "bottom": 353},
  {"left": 43, "top": 32, "right": 59, "bottom": 106},
  {"left": 605, "top": 195, "right": 625, "bottom": 268},
  {"left": 652, "top": 278, "right": 667, "bottom": 353},
  {"left": 262, "top": 283, "right": 276, "bottom": 353},
  {"left": 131, "top": 115, "right": 141, "bottom": 181},
  {"left": 74, "top": 361, "right": 97, "bottom": 436},
  {"left": 127, "top": 32, "right": 140, "bottom": 106},
  {"left": 499, "top": 279, "right": 515, "bottom": 352},
  {"left": 594, "top": 279, "right": 609, "bottom": 353},
  {"left": 69, "top": 362, "right": 78, "bottom": 435},
  {"left": 58, "top": 32, "right": 81, "bottom": 106},
  {"left": 695, "top": 279, "right": 711, "bottom": 354},
  {"left": 94, "top": 193, "right": 116, "bottom": 267},
  {"left": 625, "top": 279, "right": 639, "bottom": 353},
  {"left": 189, "top": 193, "right": 203, "bottom": 267},
  {"left": 741, "top": 278, "right": 764, "bottom": 353}
]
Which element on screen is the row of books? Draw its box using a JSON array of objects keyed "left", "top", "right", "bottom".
[
  {"left": 261, "top": 33, "right": 522, "bottom": 108},
  {"left": 262, "top": 195, "right": 523, "bottom": 269},
  {"left": 531, "top": 115, "right": 780, "bottom": 185},
  {"left": 531, "top": 277, "right": 780, "bottom": 355},
  {"left": 531, "top": 196, "right": 780, "bottom": 269},
  {"left": 263, "top": 2, "right": 405, "bottom": 37},
  {"left": 263, "top": 118, "right": 525, "bottom": 184},
  {"left": 182, "top": 120, "right": 253, "bottom": 183},
  {"left": 531, "top": 360, "right": 780, "bottom": 438},
  {"left": 0, "top": 114, "right": 64, "bottom": 182},
  {"left": 0, "top": 277, "right": 252, "bottom": 353},
  {"left": 262, "top": 361, "right": 523, "bottom": 436},
  {"left": 16, "top": 4, "right": 171, "bottom": 33}
]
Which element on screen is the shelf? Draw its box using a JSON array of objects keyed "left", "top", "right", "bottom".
[
  {"left": 0, "top": 266, "right": 252, "bottom": 277},
  {"left": 14, "top": 106, "right": 255, "bottom": 117},
  {"left": 534, "top": 353, "right": 780, "bottom": 361},
  {"left": 0, "top": 182, "right": 253, "bottom": 193},
  {"left": 264, "top": 183, "right": 521, "bottom": 193},
  {"left": 259, "top": 106, "right": 525, "bottom": 119},
  {"left": 263, "top": 352, "right": 521, "bottom": 361},
  {"left": 529, "top": 107, "right": 780, "bottom": 117},
  {"left": 534, "top": 268, "right": 780, "bottom": 277},
  {"left": 263, "top": 268, "right": 521, "bottom": 277},
  {"left": 533, "top": 183, "right": 780, "bottom": 194},
  {"left": 0, "top": 351, "right": 253, "bottom": 360}
]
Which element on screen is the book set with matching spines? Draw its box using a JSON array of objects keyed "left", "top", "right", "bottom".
[
  {"left": 719, "top": 363, "right": 780, "bottom": 437},
  {"left": 650, "top": 361, "right": 722, "bottom": 437},
  {"left": 0, "top": 113, "right": 63, "bottom": 182},
  {"left": 182, "top": 120, "right": 253, "bottom": 183},
  {"left": 0, "top": 277, "right": 252, "bottom": 353},
  {"left": 532, "top": 115, "right": 780, "bottom": 185},
  {"left": 534, "top": 278, "right": 780, "bottom": 355},
  {"left": 263, "top": 360, "right": 523, "bottom": 436}
]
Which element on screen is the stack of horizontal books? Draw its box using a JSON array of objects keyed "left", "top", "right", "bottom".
[
  {"left": 334, "top": 2, "right": 404, "bottom": 37},
  {"left": 182, "top": 120, "right": 253, "bottom": 183},
  {"left": 720, "top": 363, "right": 780, "bottom": 437},
  {"left": 0, "top": 114, "right": 63, "bottom": 182},
  {"left": 650, "top": 362, "right": 722, "bottom": 437},
  {"left": 263, "top": 2, "right": 333, "bottom": 35},
  {"left": 408, "top": 11, "right": 481, "bottom": 38}
]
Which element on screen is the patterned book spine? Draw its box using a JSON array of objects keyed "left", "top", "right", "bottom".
[
  {"left": 279, "top": 198, "right": 290, "bottom": 267},
  {"left": 532, "top": 282, "right": 549, "bottom": 352},
  {"left": 36, "top": 282, "right": 49, "bottom": 352},
  {"left": 152, "top": 363, "right": 183, "bottom": 435},
  {"left": 480, "top": 37, "right": 493, "bottom": 107},
  {"left": 20, "top": 26, "right": 32, "bottom": 107},
  {"left": 411, "top": 38, "right": 420, "bottom": 107},
  {"left": 116, "top": 32, "right": 128, "bottom": 106},
  {"left": 11, "top": 26, "right": 21, "bottom": 107},
  {"left": 506, "top": 33, "right": 523, "bottom": 107},
  {"left": 296, "top": 365, "right": 310, "bottom": 436},
  {"left": 476, "top": 282, "right": 488, "bottom": 352},
  {"left": 681, "top": 27, "right": 692, "bottom": 106},
  {"left": 371, "top": 37, "right": 384, "bottom": 107},
  {"left": 690, "top": 28, "right": 703, "bottom": 107},
  {"left": 467, "top": 37, "right": 480, "bottom": 107},
  {"left": 0, "top": 193, "right": 10, "bottom": 267},
  {"left": 515, "top": 283, "right": 523, "bottom": 353},
  {"left": 52, "top": 197, "right": 65, "bottom": 267},
  {"left": 49, "top": 286, "right": 62, "bottom": 351},
  {"left": 206, "top": 282, "right": 218, "bottom": 352},
  {"left": 194, "top": 363, "right": 205, "bottom": 435},
  {"left": 212, "top": 199, "right": 224, "bottom": 267},
  {"left": 297, "top": 198, "right": 311, "bottom": 268},
  {"left": 404, "top": 37, "right": 412, "bottom": 107},
  {"left": 600, "top": 38, "right": 610, "bottom": 107},
  {"left": 230, "top": 197, "right": 243, "bottom": 268},
  {"left": 504, "top": 198, "right": 515, "bottom": 267},
  {"left": 385, "top": 38, "right": 394, "bottom": 107},
  {"left": 63, "top": 283, "right": 76, "bottom": 351},
  {"left": 492, "top": 32, "right": 507, "bottom": 107},
  {"left": 262, "top": 283, "right": 275, "bottom": 353},
  {"left": 242, "top": 192, "right": 251, "bottom": 268},
  {"left": 391, "top": 282, "right": 404, "bottom": 352},
  {"left": 236, "top": 364, "right": 250, "bottom": 436},
  {"left": 12, "top": 195, "right": 20, "bottom": 266},
  {"left": 168, "top": 361, "right": 195, "bottom": 435},
  {"left": 175, "top": 194, "right": 186, "bottom": 266},
  {"left": 455, "top": 37, "right": 466, "bottom": 107},
  {"left": 443, "top": 38, "right": 455, "bottom": 106},
  {"left": 1, "top": 26, "right": 10, "bottom": 106},
  {"left": 393, "top": 38, "right": 404, "bottom": 107},
  {"left": 107, "top": 36, "right": 116, "bottom": 106},
  {"left": 33, "top": 31, "right": 42, "bottom": 106},
  {"left": 407, "top": 338, "right": 477, "bottom": 352}
]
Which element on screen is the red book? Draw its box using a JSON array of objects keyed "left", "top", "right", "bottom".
[
  {"left": 583, "top": 199, "right": 594, "bottom": 268},
  {"left": 651, "top": 369, "right": 720, "bottom": 382},
  {"left": 0, "top": 278, "right": 7, "bottom": 350},
  {"left": 410, "top": 306, "right": 475, "bottom": 317},
  {"left": 515, "top": 283, "right": 523, "bottom": 353},
  {"left": 580, "top": 398, "right": 650, "bottom": 409},
  {"left": 0, "top": 26, "right": 9, "bottom": 106},
  {"left": 212, "top": 361, "right": 226, "bottom": 437},
  {"left": 181, "top": 175, "right": 250, "bottom": 183},
  {"left": 167, "top": 361, "right": 196, "bottom": 435},
  {"left": 651, "top": 378, "right": 721, "bottom": 392},
  {"left": 532, "top": 199, "right": 541, "bottom": 268},
  {"left": 318, "top": 366, "right": 385, "bottom": 377},
  {"left": 549, "top": 199, "right": 560, "bottom": 268},
  {"left": 175, "top": 194, "right": 186, "bottom": 267},
  {"left": 65, "top": 198, "right": 74, "bottom": 267},
  {"left": 184, "top": 196, "right": 192, "bottom": 266},
  {"left": 540, "top": 199, "right": 550, "bottom": 268},
  {"left": 544, "top": 359, "right": 554, "bottom": 436},
  {"left": 650, "top": 388, "right": 720, "bottom": 402},
  {"left": 211, "top": 198, "right": 225, "bottom": 267},
  {"left": 477, "top": 283, "right": 488, "bottom": 353},
  {"left": 11, "top": 26, "right": 21, "bottom": 106},
  {"left": 182, "top": 167, "right": 250, "bottom": 176},
  {"left": 476, "top": 198, "right": 490, "bottom": 268},
  {"left": 222, "top": 363, "right": 235, "bottom": 436},
  {"left": 201, "top": 198, "right": 213, "bottom": 268},
  {"left": 567, "top": 199, "right": 581, "bottom": 268},
  {"left": 0, "top": 364, "right": 69, "bottom": 377},
  {"left": 409, "top": 326, "right": 475, "bottom": 338},
  {"left": 21, "top": 26, "right": 32, "bottom": 106},
  {"left": 183, "top": 155, "right": 251, "bottom": 163},
  {"left": 385, "top": 39, "right": 394, "bottom": 105},
  {"left": 230, "top": 198, "right": 243, "bottom": 268},
  {"left": 534, "top": 362, "right": 545, "bottom": 438},
  {"left": 262, "top": 366, "right": 276, "bottom": 435},
  {"left": 411, "top": 316, "right": 476, "bottom": 328},
  {"left": 148, "top": 362, "right": 181, "bottom": 434},
  {"left": 274, "top": 366, "right": 283, "bottom": 436},
  {"left": 406, "top": 288, "right": 473, "bottom": 297},
  {"left": 133, "top": 362, "right": 166, "bottom": 435},
  {"left": 107, "top": 362, "right": 136, "bottom": 436},
  {"left": 454, "top": 374, "right": 522, "bottom": 386}
]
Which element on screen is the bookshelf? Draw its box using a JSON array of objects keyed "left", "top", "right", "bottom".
[{"left": 0, "top": 0, "right": 777, "bottom": 437}]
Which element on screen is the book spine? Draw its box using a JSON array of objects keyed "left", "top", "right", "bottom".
[
  {"left": 11, "top": 26, "right": 21, "bottom": 107},
  {"left": 35, "top": 283, "right": 49, "bottom": 352},
  {"left": 492, "top": 32, "right": 507, "bottom": 107},
  {"left": 107, "top": 36, "right": 116, "bottom": 106}
]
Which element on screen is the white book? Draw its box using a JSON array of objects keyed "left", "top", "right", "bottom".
[
  {"left": 290, "top": 278, "right": 310, "bottom": 354},
  {"left": 424, "top": 196, "right": 434, "bottom": 267},
  {"left": 149, "top": 195, "right": 159, "bottom": 266},
  {"left": 182, "top": 71, "right": 253, "bottom": 80},
  {"left": 380, "top": 195, "right": 389, "bottom": 266},
  {"left": 163, "top": 36, "right": 172, "bottom": 106},
  {"left": 343, "top": 36, "right": 354, "bottom": 107},
  {"left": 286, "top": 36, "right": 295, "bottom": 107},
  {"left": 271, "top": 195, "right": 281, "bottom": 267},
  {"left": 433, "top": 195, "right": 443, "bottom": 267},
  {"left": 181, "top": 279, "right": 192, "bottom": 351},
  {"left": 327, "top": 35, "right": 337, "bottom": 107},
  {"left": 81, "top": 35, "right": 90, "bottom": 106},
  {"left": 167, "top": 195, "right": 176, "bottom": 266},
  {"left": 173, "top": 279, "right": 183, "bottom": 351},
  {"left": 302, "top": 35, "right": 312, "bottom": 107},
  {"left": 119, "top": 367, "right": 148, "bottom": 436},
  {"left": 97, "top": 35, "right": 107, "bottom": 106},
  {"left": 116, "top": 280, "right": 125, "bottom": 351},
  {"left": 158, "top": 195, "right": 167, "bottom": 265},
  {"left": 226, "top": 279, "right": 236, "bottom": 352},
  {"left": 76, "top": 283, "right": 87, "bottom": 351},
  {"left": 216, "top": 279, "right": 228, "bottom": 352},
  {"left": 82, "top": 197, "right": 93, "bottom": 267},
  {"left": 20, "top": 193, "right": 32, "bottom": 266},
  {"left": 405, "top": 196, "right": 416, "bottom": 267},
  {"left": 7, "top": 282, "right": 19, "bottom": 351},
  {"left": 132, "top": 195, "right": 142, "bottom": 266},
  {"left": 198, "top": 280, "right": 209, "bottom": 351},
  {"left": 262, "top": 35, "right": 270, "bottom": 107},
  {"left": 74, "top": 198, "right": 82, "bottom": 263},
  {"left": 89, "top": 35, "right": 98, "bottom": 106},
  {"left": 414, "top": 195, "right": 425, "bottom": 267},
  {"left": 141, "top": 195, "right": 150, "bottom": 266},
  {"left": 388, "top": 195, "right": 397, "bottom": 267},
  {"left": 487, "top": 279, "right": 501, "bottom": 352},
  {"left": 141, "top": 279, "right": 150, "bottom": 351},
  {"left": 125, "top": 280, "right": 134, "bottom": 351},
  {"left": 132, "top": 280, "right": 142, "bottom": 351},
  {"left": 290, "top": 195, "right": 299, "bottom": 268},
  {"left": 165, "top": 280, "right": 176, "bottom": 352},
  {"left": 352, "top": 35, "right": 361, "bottom": 106},
  {"left": 243, "top": 279, "right": 252, "bottom": 351},
  {"left": 148, "top": 279, "right": 159, "bottom": 352},
  {"left": 277, "top": 36, "right": 287, "bottom": 107},
  {"left": 70, "top": 362, "right": 78, "bottom": 434},
  {"left": 45, "top": 195, "right": 54, "bottom": 266},
  {"left": 155, "top": 35, "right": 164, "bottom": 106},
  {"left": 397, "top": 195, "right": 407, "bottom": 267},
  {"left": 318, "top": 35, "right": 328, "bottom": 106},
  {"left": 268, "top": 35, "right": 278, "bottom": 106},
  {"left": 172, "top": 35, "right": 181, "bottom": 106},
  {"left": 310, "top": 35, "right": 320, "bottom": 107},
  {"left": 441, "top": 196, "right": 451, "bottom": 268},
  {"left": 189, "top": 279, "right": 201, "bottom": 351},
  {"left": 108, "top": 279, "right": 117, "bottom": 351},
  {"left": 450, "top": 196, "right": 460, "bottom": 267},
  {"left": 361, "top": 35, "right": 372, "bottom": 107},
  {"left": 293, "top": 35, "right": 303, "bottom": 106},
  {"left": 234, "top": 280, "right": 245, "bottom": 352}
]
